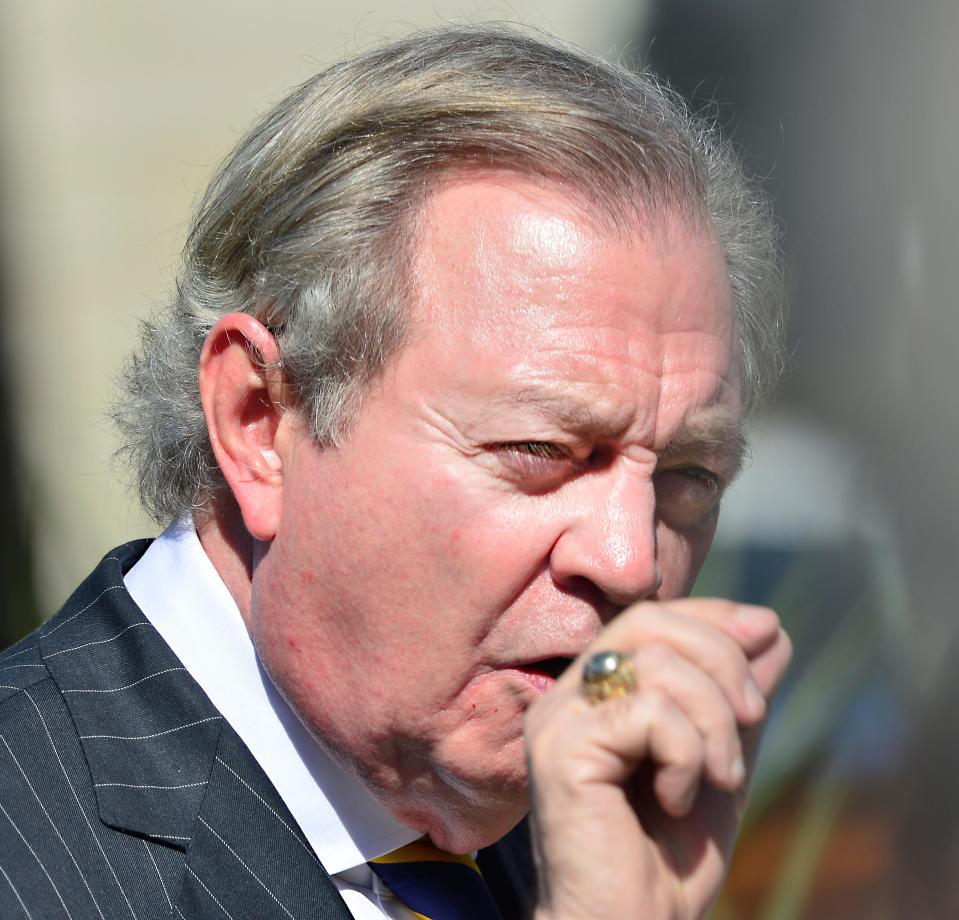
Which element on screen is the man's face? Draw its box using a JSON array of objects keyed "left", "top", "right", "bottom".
[{"left": 252, "top": 173, "right": 742, "bottom": 851}]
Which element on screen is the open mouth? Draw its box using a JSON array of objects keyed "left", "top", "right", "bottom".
[{"left": 520, "top": 656, "right": 574, "bottom": 680}]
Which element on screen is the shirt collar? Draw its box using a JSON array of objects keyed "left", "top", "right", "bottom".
[{"left": 124, "top": 518, "right": 421, "bottom": 873}]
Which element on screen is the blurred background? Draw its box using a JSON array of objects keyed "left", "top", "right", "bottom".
[{"left": 1, "top": 1, "right": 956, "bottom": 916}]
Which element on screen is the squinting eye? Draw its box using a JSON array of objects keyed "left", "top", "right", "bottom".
[
  {"left": 678, "top": 466, "right": 720, "bottom": 488},
  {"left": 487, "top": 441, "right": 576, "bottom": 486},
  {"left": 654, "top": 467, "right": 723, "bottom": 526},
  {"left": 506, "top": 441, "right": 567, "bottom": 460}
]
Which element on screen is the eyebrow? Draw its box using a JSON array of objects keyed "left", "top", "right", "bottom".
[
  {"left": 504, "top": 387, "right": 628, "bottom": 437},
  {"left": 505, "top": 386, "right": 748, "bottom": 475}
]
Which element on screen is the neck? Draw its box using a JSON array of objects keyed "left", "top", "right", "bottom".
[{"left": 195, "top": 500, "right": 258, "bottom": 633}]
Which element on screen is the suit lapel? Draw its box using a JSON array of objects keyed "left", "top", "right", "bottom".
[
  {"left": 177, "top": 726, "right": 352, "bottom": 918},
  {"left": 41, "top": 541, "right": 219, "bottom": 848},
  {"left": 41, "top": 543, "right": 352, "bottom": 919}
]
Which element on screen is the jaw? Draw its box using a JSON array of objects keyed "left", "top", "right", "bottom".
[
  {"left": 388, "top": 758, "right": 531, "bottom": 853},
  {"left": 352, "top": 690, "right": 534, "bottom": 853}
]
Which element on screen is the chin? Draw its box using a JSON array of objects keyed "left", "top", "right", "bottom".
[
  {"left": 390, "top": 740, "right": 531, "bottom": 854},
  {"left": 416, "top": 798, "right": 529, "bottom": 854}
]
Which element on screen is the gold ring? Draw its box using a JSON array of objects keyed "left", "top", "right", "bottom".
[{"left": 580, "top": 650, "right": 637, "bottom": 704}]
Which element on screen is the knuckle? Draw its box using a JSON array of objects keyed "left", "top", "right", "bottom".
[
  {"left": 710, "top": 597, "right": 742, "bottom": 617},
  {"left": 634, "top": 687, "right": 676, "bottom": 731},
  {"left": 634, "top": 640, "right": 673, "bottom": 672},
  {"left": 638, "top": 686, "right": 672, "bottom": 721},
  {"left": 677, "top": 721, "right": 705, "bottom": 762},
  {"left": 700, "top": 705, "right": 738, "bottom": 758},
  {"left": 704, "top": 634, "right": 750, "bottom": 686},
  {"left": 705, "top": 699, "right": 739, "bottom": 738}
]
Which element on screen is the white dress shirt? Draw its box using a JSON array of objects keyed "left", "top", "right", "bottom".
[{"left": 125, "top": 519, "right": 422, "bottom": 920}]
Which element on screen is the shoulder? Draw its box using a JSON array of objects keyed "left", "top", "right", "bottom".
[
  {"left": 0, "top": 632, "right": 48, "bottom": 706},
  {"left": 0, "top": 541, "right": 152, "bottom": 708}
]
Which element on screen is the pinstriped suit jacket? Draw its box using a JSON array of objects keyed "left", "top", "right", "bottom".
[{"left": 0, "top": 542, "right": 535, "bottom": 920}]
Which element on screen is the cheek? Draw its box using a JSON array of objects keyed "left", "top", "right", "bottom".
[
  {"left": 293, "top": 454, "right": 465, "bottom": 586},
  {"left": 432, "top": 674, "right": 531, "bottom": 783},
  {"left": 399, "top": 464, "right": 549, "bottom": 587}
]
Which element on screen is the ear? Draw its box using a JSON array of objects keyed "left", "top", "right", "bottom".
[{"left": 198, "top": 312, "right": 290, "bottom": 541}]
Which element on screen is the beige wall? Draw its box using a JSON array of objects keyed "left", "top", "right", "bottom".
[{"left": 0, "top": 1, "right": 649, "bottom": 611}]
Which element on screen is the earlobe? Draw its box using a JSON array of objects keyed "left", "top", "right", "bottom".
[{"left": 199, "top": 313, "right": 289, "bottom": 541}]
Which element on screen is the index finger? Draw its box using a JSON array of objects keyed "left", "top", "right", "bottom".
[{"left": 640, "top": 598, "right": 781, "bottom": 657}]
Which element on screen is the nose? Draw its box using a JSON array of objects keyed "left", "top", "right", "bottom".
[{"left": 548, "top": 463, "right": 662, "bottom": 610}]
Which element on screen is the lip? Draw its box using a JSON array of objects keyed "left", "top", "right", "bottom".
[
  {"left": 510, "top": 666, "right": 558, "bottom": 695},
  {"left": 507, "top": 655, "right": 576, "bottom": 695}
]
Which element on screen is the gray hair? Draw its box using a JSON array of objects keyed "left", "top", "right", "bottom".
[{"left": 115, "top": 25, "right": 785, "bottom": 524}]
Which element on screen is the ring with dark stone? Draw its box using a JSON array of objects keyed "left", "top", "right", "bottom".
[{"left": 580, "top": 650, "right": 637, "bottom": 704}]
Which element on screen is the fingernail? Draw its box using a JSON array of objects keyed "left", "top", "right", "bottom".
[
  {"left": 730, "top": 755, "right": 746, "bottom": 786},
  {"left": 744, "top": 678, "right": 766, "bottom": 719}
]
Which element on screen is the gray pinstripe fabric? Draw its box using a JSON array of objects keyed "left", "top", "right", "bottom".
[{"left": 0, "top": 542, "right": 353, "bottom": 920}]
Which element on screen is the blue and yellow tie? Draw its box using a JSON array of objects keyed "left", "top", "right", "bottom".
[{"left": 369, "top": 839, "right": 504, "bottom": 920}]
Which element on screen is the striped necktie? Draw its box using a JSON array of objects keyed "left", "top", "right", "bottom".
[{"left": 369, "top": 839, "right": 504, "bottom": 920}]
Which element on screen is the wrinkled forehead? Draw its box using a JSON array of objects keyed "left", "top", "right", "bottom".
[{"left": 397, "top": 172, "right": 740, "bottom": 452}]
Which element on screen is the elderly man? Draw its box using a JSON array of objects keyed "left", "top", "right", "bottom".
[{"left": 0, "top": 27, "right": 790, "bottom": 920}]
